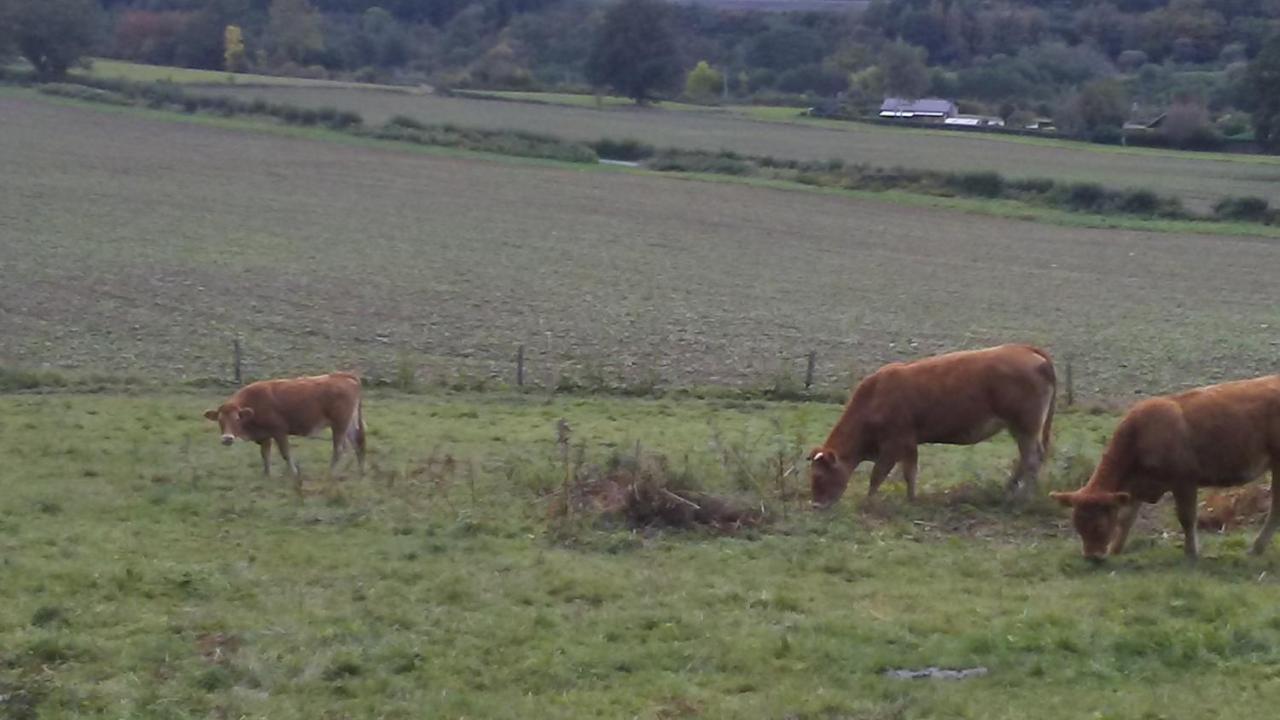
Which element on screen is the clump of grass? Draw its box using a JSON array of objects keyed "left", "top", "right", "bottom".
[
  {"left": 0, "top": 367, "right": 69, "bottom": 391},
  {"left": 30, "top": 606, "right": 67, "bottom": 628}
]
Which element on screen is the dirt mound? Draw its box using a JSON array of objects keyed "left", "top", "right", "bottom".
[
  {"left": 1198, "top": 485, "right": 1272, "bottom": 531},
  {"left": 552, "top": 453, "right": 765, "bottom": 532}
]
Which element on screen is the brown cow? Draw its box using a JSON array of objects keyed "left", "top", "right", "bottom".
[
  {"left": 203, "top": 372, "right": 366, "bottom": 479},
  {"left": 1051, "top": 375, "right": 1280, "bottom": 562},
  {"left": 808, "top": 344, "right": 1056, "bottom": 507}
]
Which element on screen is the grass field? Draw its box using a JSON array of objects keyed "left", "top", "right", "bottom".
[
  {"left": 3, "top": 91, "right": 1279, "bottom": 398},
  {"left": 6, "top": 66, "right": 1280, "bottom": 720},
  {"left": 195, "top": 84, "right": 1280, "bottom": 213},
  {"left": 3, "top": 390, "right": 1280, "bottom": 718}
]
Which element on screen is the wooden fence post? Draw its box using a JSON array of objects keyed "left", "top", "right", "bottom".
[
  {"left": 233, "top": 337, "right": 242, "bottom": 386},
  {"left": 516, "top": 344, "right": 525, "bottom": 387},
  {"left": 1065, "top": 358, "right": 1074, "bottom": 407},
  {"left": 804, "top": 351, "right": 816, "bottom": 390}
]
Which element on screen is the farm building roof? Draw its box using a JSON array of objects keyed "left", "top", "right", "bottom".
[{"left": 879, "top": 97, "right": 958, "bottom": 117}]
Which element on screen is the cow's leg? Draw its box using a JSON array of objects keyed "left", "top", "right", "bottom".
[
  {"left": 1108, "top": 502, "right": 1141, "bottom": 556},
  {"left": 1173, "top": 484, "right": 1199, "bottom": 561},
  {"left": 1007, "top": 430, "right": 1044, "bottom": 498},
  {"left": 1249, "top": 464, "right": 1280, "bottom": 556},
  {"left": 276, "top": 435, "right": 299, "bottom": 477},
  {"left": 258, "top": 439, "right": 273, "bottom": 477},
  {"left": 354, "top": 414, "right": 367, "bottom": 476},
  {"left": 900, "top": 446, "right": 919, "bottom": 502},
  {"left": 329, "top": 426, "right": 345, "bottom": 475},
  {"left": 867, "top": 456, "right": 898, "bottom": 498}
]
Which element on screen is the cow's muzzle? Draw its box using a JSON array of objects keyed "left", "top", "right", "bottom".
[{"left": 220, "top": 435, "right": 235, "bottom": 446}]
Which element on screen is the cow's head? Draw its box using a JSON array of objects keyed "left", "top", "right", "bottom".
[
  {"left": 808, "top": 448, "right": 852, "bottom": 509},
  {"left": 203, "top": 404, "right": 255, "bottom": 446},
  {"left": 1050, "top": 490, "right": 1133, "bottom": 561}
]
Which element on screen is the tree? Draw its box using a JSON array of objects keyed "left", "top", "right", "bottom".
[
  {"left": 879, "top": 40, "right": 929, "bottom": 99},
  {"left": 1161, "top": 94, "right": 1217, "bottom": 148},
  {"left": 586, "top": 0, "right": 681, "bottom": 104},
  {"left": 2, "top": 0, "right": 101, "bottom": 79},
  {"left": 268, "top": 0, "right": 324, "bottom": 65},
  {"left": 684, "top": 60, "right": 722, "bottom": 101},
  {"left": 1246, "top": 34, "right": 1280, "bottom": 153},
  {"left": 224, "top": 25, "right": 246, "bottom": 72},
  {"left": 1058, "top": 79, "right": 1129, "bottom": 141}
]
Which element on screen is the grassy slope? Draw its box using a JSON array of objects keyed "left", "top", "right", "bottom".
[{"left": 2, "top": 391, "right": 1279, "bottom": 718}]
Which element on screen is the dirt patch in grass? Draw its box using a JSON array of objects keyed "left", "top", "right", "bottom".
[{"left": 552, "top": 452, "right": 767, "bottom": 532}]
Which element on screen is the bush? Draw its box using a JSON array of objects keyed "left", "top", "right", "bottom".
[
  {"left": 647, "top": 149, "right": 751, "bottom": 175},
  {"left": 1117, "top": 189, "right": 1159, "bottom": 216},
  {"left": 1213, "top": 196, "right": 1271, "bottom": 223},
  {"left": 1057, "top": 182, "right": 1109, "bottom": 212},
  {"left": 948, "top": 171, "right": 1005, "bottom": 198},
  {"left": 387, "top": 114, "right": 427, "bottom": 130},
  {"left": 591, "top": 138, "right": 655, "bottom": 161},
  {"left": 37, "top": 83, "right": 131, "bottom": 106},
  {"left": 1008, "top": 177, "right": 1057, "bottom": 196}
]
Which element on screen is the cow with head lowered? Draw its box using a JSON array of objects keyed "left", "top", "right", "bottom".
[
  {"left": 1052, "top": 375, "right": 1280, "bottom": 562},
  {"left": 808, "top": 344, "right": 1056, "bottom": 507},
  {"left": 204, "top": 372, "right": 366, "bottom": 480}
]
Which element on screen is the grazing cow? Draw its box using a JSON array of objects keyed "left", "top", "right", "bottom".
[
  {"left": 203, "top": 372, "right": 366, "bottom": 479},
  {"left": 808, "top": 344, "right": 1056, "bottom": 507},
  {"left": 1051, "top": 375, "right": 1280, "bottom": 562}
]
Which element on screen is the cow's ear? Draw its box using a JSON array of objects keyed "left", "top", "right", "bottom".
[
  {"left": 1049, "top": 491, "right": 1076, "bottom": 507},
  {"left": 237, "top": 407, "right": 255, "bottom": 421},
  {"left": 203, "top": 409, "right": 219, "bottom": 422}
]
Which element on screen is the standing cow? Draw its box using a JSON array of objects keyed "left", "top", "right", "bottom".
[
  {"left": 808, "top": 344, "right": 1056, "bottom": 506},
  {"left": 204, "top": 372, "right": 366, "bottom": 479},
  {"left": 1051, "top": 375, "right": 1280, "bottom": 562}
]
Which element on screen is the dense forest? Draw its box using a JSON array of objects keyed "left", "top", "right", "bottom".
[{"left": 7, "top": 1, "right": 1280, "bottom": 146}]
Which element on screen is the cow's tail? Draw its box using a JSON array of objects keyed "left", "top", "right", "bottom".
[
  {"left": 1028, "top": 346, "right": 1056, "bottom": 456},
  {"left": 345, "top": 397, "right": 364, "bottom": 449}
]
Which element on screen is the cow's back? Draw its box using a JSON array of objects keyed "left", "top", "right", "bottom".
[
  {"left": 236, "top": 373, "right": 361, "bottom": 437},
  {"left": 1173, "top": 376, "right": 1280, "bottom": 484},
  {"left": 862, "top": 345, "right": 1053, "bottom": 443}
]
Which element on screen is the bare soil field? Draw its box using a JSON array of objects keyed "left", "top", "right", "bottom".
[
  {"left": 197, "top": 84, "right": 1280, "bottom": 213},
  {"left": 2, "top": 93, "right": 1278, "bottom": 397}
]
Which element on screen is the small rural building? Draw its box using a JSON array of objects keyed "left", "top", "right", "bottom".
[
  {"left": 878, "top": 97, "right": 958, "bottom": 121},
  {"left": 1123, "top": 113, "right": 1166, "bottom": 131},
  {"left": 944, "top": 114, "right": 1005, "bottom": 128}
]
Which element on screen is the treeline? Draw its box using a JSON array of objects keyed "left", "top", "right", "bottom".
[{"left": 4, "top": 1, "right": 1280, "bottom": 149}]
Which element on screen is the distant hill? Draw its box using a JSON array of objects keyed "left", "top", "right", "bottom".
[{"left": 671, "top": 0, "right": 869, "bottom": 12}]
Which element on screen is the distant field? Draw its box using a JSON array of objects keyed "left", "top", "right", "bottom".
[
  {"left": 2, "top": 92, "right": 1278, "bottom": 398},
  {"left": 197, "top": 84, "right": 1280, "bottom": 213},
  {"left": 3, "top": 391, "right": 1280, "bottom": 718},
  {"left": 76, "top": 58, "right": 411, "bottom": 91}
]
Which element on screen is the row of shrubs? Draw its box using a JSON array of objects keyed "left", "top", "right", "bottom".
[
  {"left": 27, "top": 76, "right": 601, "bottom": 165},
  {"left": 592, "top": 141, "right": 1277, "bottom": 225},
  {"left": 373, "top": 115, "right": 597, "bottom": 163}
]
